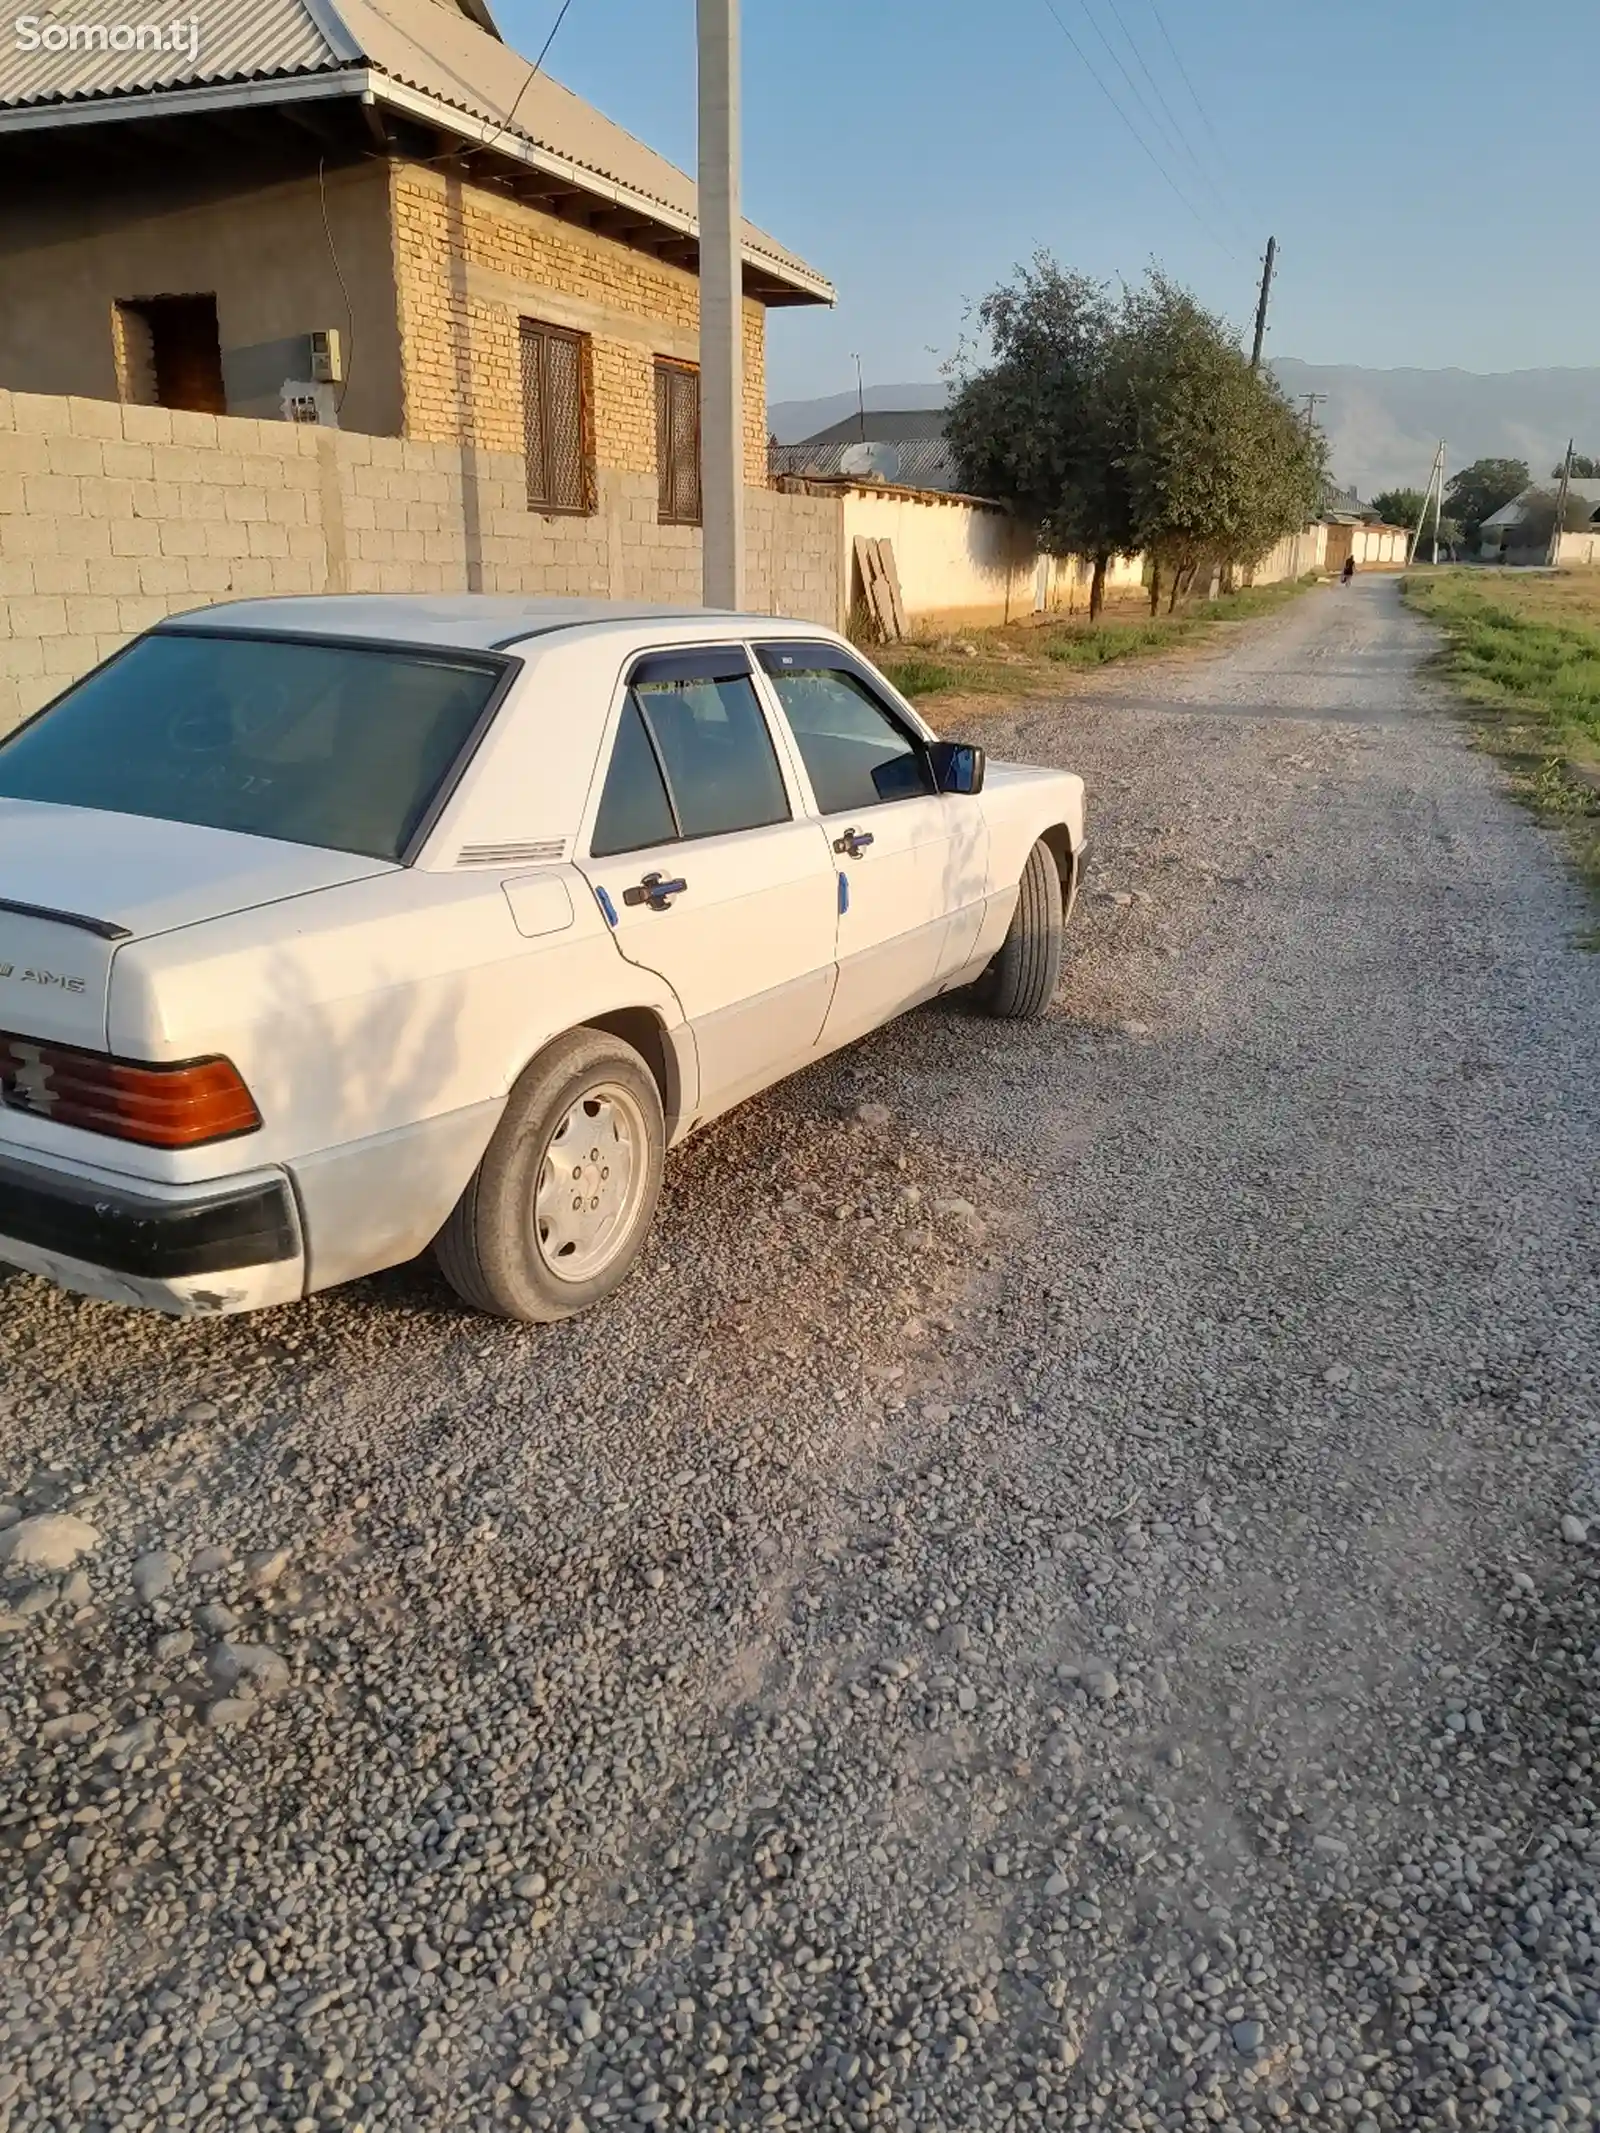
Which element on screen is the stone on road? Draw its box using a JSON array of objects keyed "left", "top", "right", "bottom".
[{"left": 0, "top": 578, "right": 1594, "bottom": 2131}]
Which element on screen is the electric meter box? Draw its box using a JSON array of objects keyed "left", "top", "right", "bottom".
[{"left": 309, "top": 329, "right": 344, "bottom": 385}]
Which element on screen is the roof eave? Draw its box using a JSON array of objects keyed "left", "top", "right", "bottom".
[
  {"left": 455, "top": 0, "right": 503, "bottom": 34},
  {"left": 0, "top": 69, "right": 836, "bottom": 308},
  {"left": 366, "top": 74, "right": 834, "bottom": 305},
  {"left": 0, "top": 67, "right": 357, "bottom": 129}
]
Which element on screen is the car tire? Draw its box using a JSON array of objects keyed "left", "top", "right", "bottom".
[
  {"left": 974, "top": 838, "right": 1067, "bottom": 1021},
  {"left": 435, "top": 1028, "right": 666, "bottom": 1323}
]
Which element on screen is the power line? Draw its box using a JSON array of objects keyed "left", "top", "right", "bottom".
[
  {"left": 1069, "top": 0, "right": 1246, "bottom": 263},
  {"left": 1096, "top": 0, "right": 1251, "bottom": 241},
  {"left": 1076, "top": 0, "right": 1189, "bottom": 175},
  {"left": 317, "top": 157, "right": 357, "bottom": 415},
  {"left": 1142, "top": 0, "right": 1238, "bottom": 183},
  {"left": 1036, "top": 0, "right": 1242, "bottom": 262},
  {"left": 414, "top": 0, "right": 579, "bottom": 171},
  {"left": 475, "top": 0, "right": 579, "bottom": 159}
]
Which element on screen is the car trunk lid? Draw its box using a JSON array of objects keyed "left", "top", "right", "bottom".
[{"left": 0, "top": 799, "right": 390, "bottom": 1050}]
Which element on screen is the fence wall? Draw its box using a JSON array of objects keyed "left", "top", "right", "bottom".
[
  {"left": 1033, "top": 550, "right": 1147, "bottom": 613},
  {"left": 0, "top": 389, "right": 841, "bottom": 733},
  {"left": 1251, "top": 523, "right": 1329, "bottom": 585},
  {"left": 836, "top": 484, "right": 1037, "bottom": 629},
  {"left": 825, "top": 480, "right": 1146, "bottom": 629}
]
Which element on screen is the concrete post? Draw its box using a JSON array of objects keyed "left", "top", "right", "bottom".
[{"left": 697, "top": 0, "right": 745, "bottom": 610}]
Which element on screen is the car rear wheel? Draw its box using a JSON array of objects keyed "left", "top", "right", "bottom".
[
  {"left": 435, "top": 1028, "right": 665, "bottom": 1322},
  {"left": 974, "top": 838, "right": 1067, "bottom": 1020}
]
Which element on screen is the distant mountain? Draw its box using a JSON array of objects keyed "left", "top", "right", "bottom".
[
  {"left": 771, "top": 366, "right": 1600, "bottom": 497},
  {"left": 1271, "top": 362, "right": 1600, "bottom": 499},
  {"left": 767, "top": 383, "right": 947, "bottom": 443}
]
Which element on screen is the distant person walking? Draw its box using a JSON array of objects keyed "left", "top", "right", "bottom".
[{"left": 1341, "top": 555, "right": 1356, "bottom": 585}]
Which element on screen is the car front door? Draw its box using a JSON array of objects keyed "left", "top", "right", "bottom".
[
  {"left": 755, "top": 644, "right": 987, "bottom": 1045},
  {"left": 578, "top": 647, "right": 838, "bottom": 1123}
]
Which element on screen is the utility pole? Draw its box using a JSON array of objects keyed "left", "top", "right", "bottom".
[
  {"left": 1407, "top": 442, "right": 1446, "bottom": 566},
  {"left": 852, "top": 353, "right": 867, "bottom": 444},
  {"left": 1548, "top": 437, "right": 1574, "bottom": 568},
  {"left": 1250, "top": 235, "right": 1276, "bottom": 370},
  {"left": 697, "top": 0, "right": 743, "bottom": 609},
  {"left": 1299, "top": 391, "right": 1327, "bottom": 432}
]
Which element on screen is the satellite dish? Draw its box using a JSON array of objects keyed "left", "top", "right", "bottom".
[{"left": 840, "top": 441, "right": 900, "bottom": 482}]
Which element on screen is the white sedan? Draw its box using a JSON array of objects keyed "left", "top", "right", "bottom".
[{"left": 0, "top": 598, "right": 1085, "bottom": 1322}]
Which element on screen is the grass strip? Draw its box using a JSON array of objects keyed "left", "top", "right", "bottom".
[
  {"left": 873, "top": 578, "right": 1315, "bottom": 706},
  {"left": 1402, "top": 569, "right": 1600, "bottom": 917}
]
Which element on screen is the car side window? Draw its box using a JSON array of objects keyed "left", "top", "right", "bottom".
[
  {"left": 758, "top": 654, "right": 934, "bottom": 816},
  {"left": 591, "top": 696, "right": 677, "bottom": 857},
  {"left": 591, "top": 654, "right": 792, "bottom": 857},
  {"left": 632, "top": 663, "right": 790, "bottom": 842}
]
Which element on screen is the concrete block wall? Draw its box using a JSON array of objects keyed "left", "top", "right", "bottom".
[{"left": 0, "top": 390, "right": 844, "bottom": 733}]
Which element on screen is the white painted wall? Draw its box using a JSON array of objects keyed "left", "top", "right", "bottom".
[
  {"left": 1254, "top": 521, "right": 1409, "bottom": 583},
  {"left": 1033, "top": 549, "right": 1146, "bottom": 613},
  {"left": 832, "top": 482, "right": 1145, "bottom": 630},
  {"left": 1251, "top": 523, "right": 1329, "bottom": 584},
  {"left": 1356, "top": 525, "right": 1408, "bottom": 566},
  {"left": 838, "top": 485, "right": 1040, "bottom": 627}
]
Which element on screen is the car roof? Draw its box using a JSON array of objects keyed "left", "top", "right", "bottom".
[{"left": 160, "top": 595, "right": 836, "bottom": 655}]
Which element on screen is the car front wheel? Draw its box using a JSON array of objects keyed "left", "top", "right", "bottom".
[
  {"left": 974, "top": 838, "right": 1068, "bottom": 1020},
  {"left": 435, "top": 1028, "right": 665, "bottom": 1322}
]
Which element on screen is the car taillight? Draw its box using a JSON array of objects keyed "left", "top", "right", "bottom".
[{"left": 0, "top": 1033, "right": 261, "bottom": 1149}]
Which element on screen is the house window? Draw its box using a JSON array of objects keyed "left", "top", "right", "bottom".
[
  {"left": 654, "top": 357, "right": 701, "bottom": 525},
  {"left": 520, "top": 319, "right": 591, "bottom": 513},
  {"left": 114, "top": 294, "right": 226, "bottom": 414}
]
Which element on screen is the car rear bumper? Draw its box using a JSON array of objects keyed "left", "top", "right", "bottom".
[{"left": 0, "top": 1145, "right": 304, "bottom": 1316}]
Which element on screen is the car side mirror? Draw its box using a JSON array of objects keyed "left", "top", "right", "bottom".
[{"left": 928, "top": 740, "right": 986, "bottom": 796}]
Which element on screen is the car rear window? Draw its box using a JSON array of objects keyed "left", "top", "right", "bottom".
[{"left": 0, "top": 630, "right": 504, "bottom": 863}]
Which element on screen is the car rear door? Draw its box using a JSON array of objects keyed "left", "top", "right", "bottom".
[
  {"left": 577, "top": 647, "right": 838, "bottom": 1122},
  {"left": 754, "top": 644, "right": 987, "bottom": 1044}
]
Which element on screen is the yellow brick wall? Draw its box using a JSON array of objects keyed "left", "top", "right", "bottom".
[{"left": 390, "top": 164, "right": 768, "bottom": 492}]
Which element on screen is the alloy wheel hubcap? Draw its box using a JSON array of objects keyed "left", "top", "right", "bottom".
[{"left": 534, "top": 1083, "right": 643, "bottom": 1282}]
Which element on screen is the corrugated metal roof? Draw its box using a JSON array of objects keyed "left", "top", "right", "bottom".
[
  {"left": 801, "top": 410, "right": 950, "bottom": 447},
  {"left": 0, "top": 0, "right": 831, "bottom": 300},
  {"left": 1481, "top": 479, "right": 1600, "bottom": 530},
  {"left": 337, "top": 0, "right": 820, "bottom": 288},
  {"left": 0, "top": 0, "right": 343, "bottom": 105},
  {"left": 891, "top": 438, "right": 959, "bottom": 489},
  {"left": 770, "top": 437, "right": 962, "bottom": 493}
]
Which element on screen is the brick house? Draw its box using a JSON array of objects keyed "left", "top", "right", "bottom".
[{"left": 0, "top": 0, "right": 832, "bottom": 533}]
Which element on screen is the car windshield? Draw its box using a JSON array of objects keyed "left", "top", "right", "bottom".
[{"left": 0, "top": 630, "right": 503, "bottom": 863}]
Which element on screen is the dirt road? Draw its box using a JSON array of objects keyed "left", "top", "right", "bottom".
[{"left": 1, "top": 577, "right": 1596, "bottom": 2132}]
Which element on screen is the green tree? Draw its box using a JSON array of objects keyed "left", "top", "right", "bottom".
[
  {"left": 1552, "top": 455, "right": 1600, "bottom": 479},
  {"left": 1109, "top": 273, "right": 1325, "bottom": 608},
  {"left": 947, "top": 258, "right": 1324, "bottom": 620},
  {"left": 1370, "top": 487, "right": 1428, "bottom": 531},
  {"left": 1444, "top": 457, "right": 1529, "bottom": 545},
  {"left": 945, "top": 256, "right": 1131, "bottom": 619},
  {"left": 1516, "top": 486, "right": 1595, "bottom": 550}
]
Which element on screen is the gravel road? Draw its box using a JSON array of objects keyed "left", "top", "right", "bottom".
[{"left": 2, "top": 576, "right": 1597, "bottom": 2133}]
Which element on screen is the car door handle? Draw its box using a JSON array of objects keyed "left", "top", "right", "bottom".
[
  {"left": 833, "top": 828, "right": 875, "bottom": 859},
  {"left": 623, "top": 872, "right": 687, "bottom": 912}
]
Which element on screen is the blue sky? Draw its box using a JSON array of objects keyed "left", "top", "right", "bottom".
[{"left": 496, "top": 0, "right": 1597, "bottom": 405}]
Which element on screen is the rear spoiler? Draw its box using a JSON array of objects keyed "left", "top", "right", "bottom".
[{"left": 0, "top": 899, "right": 130, "bottom": 943}]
